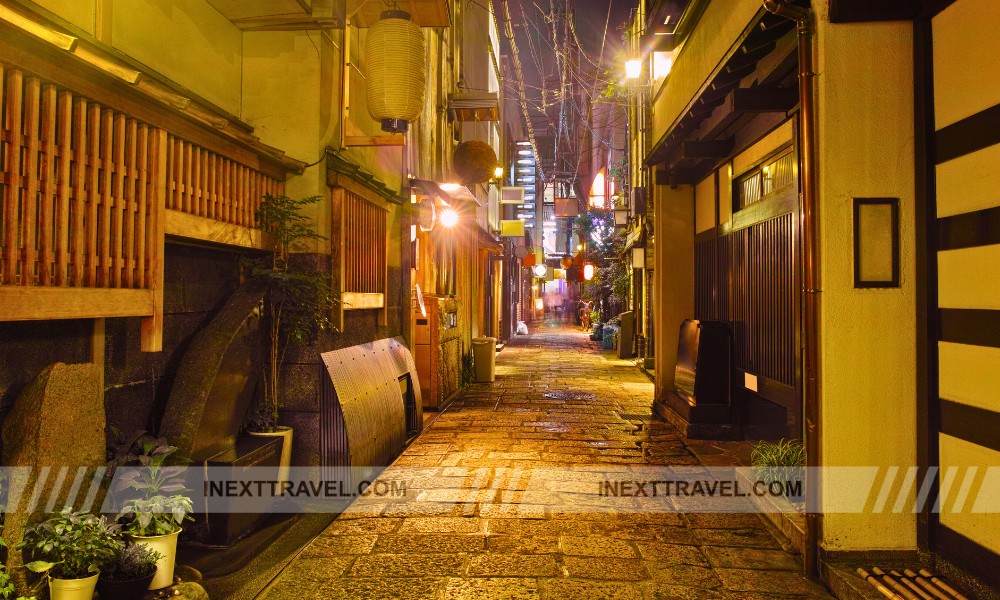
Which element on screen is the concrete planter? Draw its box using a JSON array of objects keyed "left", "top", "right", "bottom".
[{"left": 248, "top": 426, "right": 293, "bottom": 486}]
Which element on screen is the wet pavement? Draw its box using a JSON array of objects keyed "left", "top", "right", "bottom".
[{"left": 261, "top": 323, "right": 832, "bottom": 599}]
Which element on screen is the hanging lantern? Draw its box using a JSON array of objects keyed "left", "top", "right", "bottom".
[{"left": 365, "top": 10, "right": 426, "bottom": 133}]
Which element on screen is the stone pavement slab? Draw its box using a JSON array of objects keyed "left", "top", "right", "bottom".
[{"left": 261, "top": 323, "right": 833, "bottom": 599}]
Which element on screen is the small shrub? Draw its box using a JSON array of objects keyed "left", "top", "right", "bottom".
[
  {"left": 750, "top": 438, "right": 805, "bottom": 486},
  {"left": 101, "top": 543, "right": 162, "bottom": 582},
  {"left": 461, "top": 351, "right": 475, "bottom": 385},
  {"left": 18, "top": 509, "right": 121, "bottom": 580}
]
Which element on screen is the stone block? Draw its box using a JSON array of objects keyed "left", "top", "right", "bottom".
[{"left": 1, "top": 362, "right": 105, "bottom": 591}]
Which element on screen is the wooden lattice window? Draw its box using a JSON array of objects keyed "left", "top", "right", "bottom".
[
  {"left": 734, "top": 148, "right": 795, "bottom": 211},
  {"left": 331, "top": 187, "right": 388, "bottom": 328}
]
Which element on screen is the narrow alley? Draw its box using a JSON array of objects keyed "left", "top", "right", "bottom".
[{"left": 262, "top": 324, "right": 832, "bottom": 599}]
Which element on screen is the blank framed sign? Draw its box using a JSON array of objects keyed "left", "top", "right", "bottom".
[{"left": 853, "top": 197, "right": 900, "bottom": 288}]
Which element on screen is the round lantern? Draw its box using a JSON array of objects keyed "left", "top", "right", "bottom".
[
  {"left": 454, "top": 140, "right": 499, "bottom": 185},
  {"left": 365, "top": 10, "right": 426, "bottom": 133}
]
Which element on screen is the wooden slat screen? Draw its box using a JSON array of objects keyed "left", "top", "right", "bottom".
[
  {"left": 0, "top": 65, "right": 162, "bottom": 290},
  {"left": 1, "top": 60, "right": 286, "bottom": 350},
  {"left": 342, "top": 190, "right": 387, "bottom": 295},
  {"left": 694, "top": 213, "right": 795, "bottom": 387},
  {"left": 164, "top": 134, "right": 284, "bottom": 227}
]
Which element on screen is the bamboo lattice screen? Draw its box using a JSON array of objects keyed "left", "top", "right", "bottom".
[
  {"left": 342, "top": 190, "right": 387, "bottom": 295},
  {"left": 0, "top": 63, "right": 286, "bottom": 350},
  {"left": 0, "top": 65, "right": 163, "bottom": 289},
  {"left": 330, "top": 188, "right": 389, "bottom": 329},
  {"left": 165, "top": 134, "right": 283, "bottom": 227}
]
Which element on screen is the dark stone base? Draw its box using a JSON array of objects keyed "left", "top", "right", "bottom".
[{"left": 654, "top": 398, "right": 737, "bottom": 440}]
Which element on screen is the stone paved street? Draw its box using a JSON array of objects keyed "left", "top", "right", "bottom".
[{"left": 262, "top": 324, "right": 833, "bottom": 599}]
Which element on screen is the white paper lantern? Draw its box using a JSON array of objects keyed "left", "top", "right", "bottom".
[{"left": 365, "top": 10, "right": 427, "bottom": 133}]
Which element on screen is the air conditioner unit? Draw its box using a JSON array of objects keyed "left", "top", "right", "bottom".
[{"left": 500, "top": 186, "right": 526, "bottom": 204}]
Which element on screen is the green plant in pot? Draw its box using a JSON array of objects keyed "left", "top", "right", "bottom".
[
  {"left": 97, "top": 542, "right": 162, "bottom": 600},
  {"left": 244, "top": 194, "right": 337, "bottom": 485},
  {"left": 114, "top": 436, "right": 192, "bottom": 590},
  {"left": 17, "top": 508, "right": 120, "bottom": 600}
]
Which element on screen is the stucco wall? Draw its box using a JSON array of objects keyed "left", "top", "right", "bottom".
[
  {"left": 814, "top": 1, "right": 917, "bottom": 551},
  {"left": 29, "top": 0, "right": 95, "bottom": 34},
  {"left": 652, "top": 179, "right": 694, "bottom": 399},
  {"left": 111, "top": 0, "right": 243, "bottom": 116},
  {"left": 650, "top": 0, "right": 760, "bottom": 145}
]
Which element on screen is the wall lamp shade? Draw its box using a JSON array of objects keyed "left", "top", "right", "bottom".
[
  {"left": 614, "top": 208, "right": 630, "bottom": 226},
  {"left": 583, "top": 263, "right": 596, "bottom": 281},
  {"left": 365, "top": 10, "right": 426, "bottom": 133},
  {"left": 532, "top": 264, "right": 548, "bottom": 278},
  {"left": 439, "top": 207, "right": 459, "bottom": 228},
  {"left": 625, "top": 59, "right": 642, "bottom": 80},
  {"left": 494, "top": 166, "right": 504, "bottom": 178}
]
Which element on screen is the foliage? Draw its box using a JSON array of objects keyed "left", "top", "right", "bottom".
[
  {"left": 750, "top": 439, "right": 806, "bottom": 485},
  {"left": 461, "top": 351, "right": 475, "bottom": 386},
  {"left": 249, "top": 194, "right": 337, "bottom": 432},
  {"left": 588, "top": 310, "right": 600, "bottom": 325},
  {"left": 453, "top": 140, "right": 499, "bottom": 186},
  {"left": 0, "top": 537, "right": 34, "bottom": 600},
  {"left": 114, "top": 436, "right": 193, "bottom": 537},
  {"left": 18, "top": 509, "right": 121, "bottom": 580},
  {"left": 100, "top": 543, "right": 161, "bottom": 582}
]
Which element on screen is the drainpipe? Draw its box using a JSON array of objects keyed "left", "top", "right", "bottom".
[{"left": 762, "top": 0, "right": 821, "bottom": 580}]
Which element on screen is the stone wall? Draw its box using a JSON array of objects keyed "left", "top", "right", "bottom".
[{"left": 280, "top": 250, "right": 410, "bottom": 467}]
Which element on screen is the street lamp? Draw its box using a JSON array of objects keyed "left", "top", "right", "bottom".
[
  {"left": 439, "top": 207, "right": 459, "bottom": 228},
  {"left": 625, "top": 59, "right": 642, "bottom": 80}
]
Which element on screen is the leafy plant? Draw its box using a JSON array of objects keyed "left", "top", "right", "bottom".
[
  {"left": 461, "top": 350, "right": 475, "bottom": 385},
  {"left": 114, "top": 436, "right": 193, "bottom": 537},
  {"left": 248, "top": 194, "right": 337, "bottom": 432},
  {"left": 588, "top": 310, "right": 600, "bottom": 325},
  {"left": 0, "top": 537, "right": 34, "bottom": 600},
  {"left": 750, "top": 438, "right": 806, "bottom": 485},
  {"left": 18, "top": 509, "right": 121, "bottom": 580},
  {"left": 100, "top": 543, "right": 161, "bottom": 582}
]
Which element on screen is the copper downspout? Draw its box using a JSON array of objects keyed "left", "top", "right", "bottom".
[{"left": 762, "top": 0, "right": 821, "bottom": 579}]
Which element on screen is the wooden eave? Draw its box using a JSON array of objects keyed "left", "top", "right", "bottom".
[
  {"left": 646, "top": 13, "right": 799, "bottom": 185},
  {"left": 349, "top": 0, "right": 451, "bottom": 27},
  {"left": 0, "top": 1, "right": 306, "bottom": 179},
  {"left": 325, "top": 149, "right": 403, "bottom": 207}
]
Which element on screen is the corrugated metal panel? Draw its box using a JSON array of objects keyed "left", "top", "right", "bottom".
[{"left": 319, "top": 337, "right": 423, "bottom": 484}]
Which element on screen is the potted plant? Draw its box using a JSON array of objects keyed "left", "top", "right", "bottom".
[
  {"left": 245, "top": 194, "right": 336, "bottom": 485},
  {"left": 97, "top": 542, "right": 162, "bottom": 600},
  {"left": 114, "top": 436, "right": 193, "bottom": 590},
  {"left": 17, "top": 508, "right": 120, "bottom": 600}
]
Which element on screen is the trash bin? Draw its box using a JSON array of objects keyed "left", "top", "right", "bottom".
[
  {"left": 602, "top": 325, "right": 617, "bottom": 349},
  {"left": 618, "top": 311, "right": 634, "bottom": 359},
  {"left": 472, "top": 337, "right": 497, "bottom": 382}
]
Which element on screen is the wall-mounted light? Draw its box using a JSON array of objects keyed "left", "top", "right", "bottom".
[
  {"left": 494, "top": 166, "right": 504, "bottom": 179},
  {"left": 614, "top": 207, "right": 630, "bottom": 226},
  {"left": 625, "top": 59, "right": 642, "bottom": 80},
  {"left": 439, "top": 207, "right": 459, "bottom": 228},
  {"left": 583, "top": 263, "right": 596, "bottom": 281},
  {"left": 532, "top": 264, "right": 547, "bottom": 278}
]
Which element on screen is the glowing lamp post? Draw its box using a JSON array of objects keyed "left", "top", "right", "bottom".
[{"left": 625, "top": 59, "right": 642, "bottom": 80}]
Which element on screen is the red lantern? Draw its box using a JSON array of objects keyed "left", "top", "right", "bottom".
[{"left": 523, "top": 253, "right": 536, "bottom": 267}]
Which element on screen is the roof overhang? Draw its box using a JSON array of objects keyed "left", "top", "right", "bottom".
[
  {"left": 409, "top": 179, "right": 481, "bottom": 208},
  {"left": 448, "top": 92, "right": 501, "bottom": 122}
]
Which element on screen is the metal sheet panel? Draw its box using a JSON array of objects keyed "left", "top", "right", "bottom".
[{"left": 319, "top": 337, "right": 423, "bottom": 480}]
